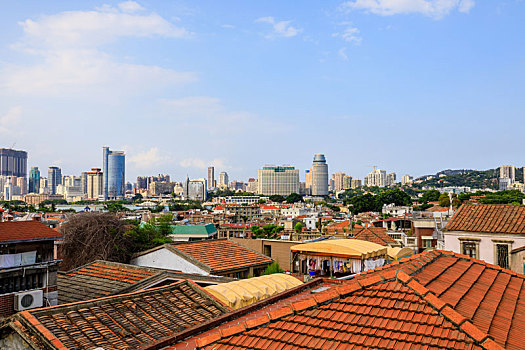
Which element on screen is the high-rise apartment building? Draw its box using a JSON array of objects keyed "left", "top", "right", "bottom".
[
  {"left": 47, "top": 167, "right": 62, "bottom": 195},
  {"left": 333, "top": 172, "right": 345, "bottom": 193},
  {"left": 183, "top": 177, "right": 207, "bottom": 201},
  {"left": 257, "top": 165, "right": 299, "bottom": 196},
  {"left": 305, "top": 169, "right": 312, "bottom": 190},
  {"left": 343, "top": 175, "right": 352, "bottom": 190},
  {"left": 80, "top": 172, "right": 88, "bottom": 194},
  {"left": 311, "top": 154, "right": 328, "bottom": 196},
  {"left": 103, "top": 147, "right": 125, "bottom": 200},
  {"left": 207, "top": 166, "right": 216, "bottom": 191},
  {"left": 86, "top": 168, "right": 103, "bottom": 200},
  {"left": 500, "top": 165, "right": 515, "bottom": 181},
  {"left": 0, "top": 148, "right": 27, "bottom": 178},
  {"left": 401, "top": 175, "right": 413, "bottom": 185},
  {"left": 29, "top": 167, "right": 40, "bottom": 193},
  {"left": 351, "top": 178, "right": 362, "bottom": 189},
  {"left": 365, "top": 169, "right": 387, "bottom": 187},
  {"left": 386, "top": 172, "right": 397, "bottom": 187},
  {"left": 219, "top": 172, "right": 229, "bottom": 189}
]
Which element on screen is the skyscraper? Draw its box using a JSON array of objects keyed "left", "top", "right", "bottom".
[
  {"left": 499, "top": 165, "right": 515, "bottom": 181},
  {"left": 219, "top": 171, "right": 229, "bottom": 189},
  {"left": 29, "top": 167, "right": 40, "bottom": 193},
  {"left": 257, "top": 165, "right": 299, "bottom": 196},
  {"left": 86, "top": 168, "right": 103, "bottom": 200},
  {"left": 333, "top": 172, "right": 345, "bottom": 193},
  {"left": 47, "top": 167, "right": 62, "bottom": 195},
  {"left": 207, "top": 166, "right": 215, "bottom": 190},
  {"left": 0, "top": 148, "right": 27, "bottom": 177},
  {"left": 311, "top": 154, "right": 328, "bottom": 196},
  {"left": 103, "top": 147, "right": 125, "bottom": 200}
]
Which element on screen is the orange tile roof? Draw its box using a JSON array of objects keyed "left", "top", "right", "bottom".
[
  {"left": 0, "top": 221, "right": 62, "bottom": 243},
  {"left": 10, "top": 280, "right": 230, "bottom": 350},
  {"left": 357, "top": 250, "right": 524, "bottom": 349},
  {"left": 172, "top": 239, "right": 272, "bottom": 273},
  {"left": 445, "top": 204, "right": 525, "bottom": 234},
  {"left": 352, "top": 227, "right": 396, "bottom": 245},
  {"left": 194, "top": 265, "right": 498, "bottom": 349}
]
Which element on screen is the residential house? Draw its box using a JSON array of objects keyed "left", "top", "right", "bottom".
[
  {"left": 444, "top": 204, "right": 525, "bottom": 273},
  {"left": 0, "top": 221, "right": 62, "bottom": 319},
  {"left": 131, "top": 239, "right": 273, "bottom": 278}
]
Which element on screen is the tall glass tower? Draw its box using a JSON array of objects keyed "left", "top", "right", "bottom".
[
  {"left": 48, "top": 166, "right": 62, "bottom": 195},
  {"left": 29, "top": 167, "right": 40, "bottom": 193},
  {"left": 103, "top": 147, "right": 125, "bottom": 200},
  {"left": 311, "top": 154, "right": 328, "bottom": 196}
]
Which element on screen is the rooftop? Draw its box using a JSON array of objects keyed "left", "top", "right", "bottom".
[
  {"left": 445, "top": 204, "right": 525, "bottom": 234},
  {"left": 352, "top": 227, "right": 396, "bottom": 246},
  {"left": 0, "top": 220, "right": 62, "bottom": 244},
  {"left": 5, "top": 280, "right": 230, "bottom": 350},
  {"left": 172, "top": 239, "right": 273, "bottom": 273}
]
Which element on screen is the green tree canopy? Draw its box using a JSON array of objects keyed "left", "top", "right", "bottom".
[
  {"left": 420, "top": 190, "right": 441, "bottom": 203},
  {"left": 269, "top": 195, "right": 285, "bottom": 203},
  {"left": 285, "top": 193, "right": 303, "bottom": 203},
  {"left": 439, "top": 193, "right": 451, "bottom": 207}
]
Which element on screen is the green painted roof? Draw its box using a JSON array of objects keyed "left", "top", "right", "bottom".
[{"left": 170, "top": 224, "right": 217, "bottom": 236}]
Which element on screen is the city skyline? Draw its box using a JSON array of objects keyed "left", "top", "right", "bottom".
[{"left": 0, "top": 1, "right": 524, "bottom": 181}]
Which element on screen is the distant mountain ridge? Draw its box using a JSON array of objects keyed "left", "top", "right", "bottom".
[{"left": 413, "top": 167, "right": 523, "bottom": 190}]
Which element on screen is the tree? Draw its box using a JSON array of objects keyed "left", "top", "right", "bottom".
[
  {"left": 262, "top": 261, "right": 284, "bottom": 275},
  {"left": 285, "top": 193, "right": 303, "bottom": 204},
  {"left": 269, "top": 195, "right": 285, "bottom": 203},
  {"left": 251, "top": 224, "right": 283, "bottom": 239},
  {"left": 439, "top": 193, "right": 451, "bottom": 207},
  {"left": 420, "top": 190, "right": 441, "bottom": 203},
  {"left": 377, "top": 189, "right": 412, "bottom": 206},
  {"left": 294, "top": 222, "right": 304, "bottom": 234},
  {"left": 347, "top": 193, "right": 381, "bottom": 214},
  {"left": 132, "top": 193, "right": 143, "bottom": 202},
  {"left": 105, "top": 202, "right": 125, "bottom": 212},
  {"left": 60, "top": 212, "right": 172, "bottom": 270}
]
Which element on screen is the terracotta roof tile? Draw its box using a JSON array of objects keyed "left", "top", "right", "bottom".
[
  {"left": 352, "top": 227, "right": 396, "bottom": 245},
  {"left": 0, "top": 220, "right": 62, "bottom": 243},
  {"left": 14, "top": 280, "right": 229, "bottom": 349},
  {"left": 445, "top": 204, "right": 525, "bottom": 234},
  {"left": 172, "top": 239, "right": 272, "bottom": 273}
]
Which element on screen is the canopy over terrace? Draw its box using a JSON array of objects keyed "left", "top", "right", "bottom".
[
  {"left": 387, "top": 247, "right": 413, "bottom": 261},
  {"left": 291, "top": 239, "right": 388, "bottom": 277},
  {"left": 204, "top": 273, "right": 302, "bottom": 310}
]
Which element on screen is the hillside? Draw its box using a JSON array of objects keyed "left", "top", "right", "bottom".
[{"left": 413, "top": 167, "right": 523, "bottom": 190}]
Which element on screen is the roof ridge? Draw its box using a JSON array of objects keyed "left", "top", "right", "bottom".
[
  {"left": 16, "top": 311, "right": 67, "bottom": 350},
  {"left": 396, "top": 270, "right": 503, "bottom": 349}
]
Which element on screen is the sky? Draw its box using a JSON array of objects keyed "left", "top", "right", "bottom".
[{"left": 0, "top": 0, "right": 524, "bottom": 183}]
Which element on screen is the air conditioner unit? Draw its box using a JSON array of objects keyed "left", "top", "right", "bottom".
[{"left": 14, "top": 290, "right": 44, "bottom": 311}]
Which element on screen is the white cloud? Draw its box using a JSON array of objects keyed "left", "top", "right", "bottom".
[
  {"left": 179, "top": 158, "right": 230, "bottom": 170},
  {"left": 0, "top": 106, "right": 22, "bottom": 134},
  {"left": 333, "top": 26, "right": 362, "bottom": 45},
  {"left": 128, "top": 147, "right": 172, "bottom": 170},
  {"left": 221, "top": 24, "right": 235, "bottom": 29},
  {"left": 118, "top": 1, "right": 145, "bottom": 13},
  {"left": 255, "top": 17, "right": 302, "bottom": 38},
  {"left": 342, "top": 0, "right": 475, "bottom": 19},
  {"left": 338, "top": 47, "right": 349, "bottom": 60},
  {"left": 1, "top": 2, "right": 194, "bottom": 97}
]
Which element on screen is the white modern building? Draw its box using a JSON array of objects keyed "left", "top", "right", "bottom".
[
  {"left": 311, "top": 154, "right": 328, "bottom": 196},
  {"left": 257, "top": 165, "right": 299, "bottom": 196}
]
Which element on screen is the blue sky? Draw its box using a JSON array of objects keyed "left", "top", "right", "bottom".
[{"left": 0, "top": 0, "right": 523, "bottom": 182}]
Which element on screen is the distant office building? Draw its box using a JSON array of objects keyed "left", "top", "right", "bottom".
[
  {"left": 499, "top": 165, "right": 515, "bottom": 181},
  {"left": 39, "top": 178, "right": 48, "bottom": 194},
  {"left": 351, "top": 178, "right": 362, "bottom": 189},
  {"left": 47, "top": 167, "right": 62, "bottom": 195},
  {"left": 183, "top": 177, "right": 207, "bottom": 201},
  {"left": 333, "top": 172, "right": 345, "bottom": 193},
  {"left": 29, "top": 167, "right": 40, "bottom": 194},
  {"left": 86, "top": 168, "right": 103, "bottom": 200},
  {"left": 365, "top": 169, "right": 387, "bottom": 187},
  {"left": 207, "top": 167, "right": 216, "bottom": 190},
  {"left": 305, "top": 169, "right": 312, "bottom": 191},
  {"left": 219, "top": 172, "right": 229, "bottom": 189},
  {"left": 311, "top": 154, "right": 328, "bottom": 196},
  {"left": 246, "top": 178, "right": 258, "bottom": 193},
  {"left": 402, "top": 175, "right": 413, "bottom": 185},
  {"left": 386, "top": 172, "right": 397, "bottom": 187},
  {"left": 103, "top": 147, "right": 125, "bottom": 200},
  {"left": 230, "top": 181, "right": 246, "bottom": 191},
  {"left": 80, "top": 172, "right": 88, "bottom": 194},
  {"left": 499, "top": 177, "right": 513, "bottom": 191},
  {"left": 343, "top": 175, "right": 352, "bottom": 190},
  {"left": 0, "top": 148, "right": 27, "bottom": 178},
  {"left": 257, "top": 165, "right": 299, "bottom": 196}
]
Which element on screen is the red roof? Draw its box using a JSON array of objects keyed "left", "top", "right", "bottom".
[
  {"left": 357, "top": 249, "right": 525, "bottom": 349},
  {"left": 446, "top": 204, "right": 525, "bottom": 234},
  {"left": 172, "top": 239, "right": 272, "bottom": 273},
  {"left": 352, "top": 227, "right": 396, "bottom": 245},
  {"left": 0, "top": 221, "right": 62, "bottom": 243},
  {"left": 194, "top": 261, "right": 499, "bottom": 349}
]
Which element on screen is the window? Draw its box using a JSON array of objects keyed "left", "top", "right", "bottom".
[
  {"left": 462, "top": 242, "right": 477, "bottom": 259},
  {"left": 496, "top": 244, "right": 509, "bottom": 269}
]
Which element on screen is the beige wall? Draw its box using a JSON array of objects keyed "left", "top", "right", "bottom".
[{"left": 230, "top": 238, "right": 299, "bottom": 272}]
